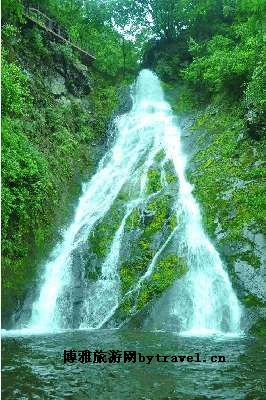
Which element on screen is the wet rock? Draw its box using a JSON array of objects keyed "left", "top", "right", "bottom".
[
  {"left": 242, "top": 228, "right": 266, "bottom": 264},
  {"left": 58, "top": 95, "right": 71, "bottom": 107},
  {"left": 218, "top": 238, "right": 252, "bottom": 257},
  {"left": 221, "top": 178, "right": 249, "bottom": 200},
  {"left": 253, "top": 160, "right": 265, "bottom": 167},
  {"left": 48, "top": 71, "right": 67, "bottom": 96},
  {"left": 242, "top": 307, "right": 266, "bottom": 333},
  {"left": 180, "top": 110, "right": 266, "bottom": 335},
  {"left": 116, "top": 86, "right": 133, "bottom": 115},
  {"left": 51, "top": 45, "right": 92, "bottom": 96},
  {"left": 234, "top": 260, "right": 266, "bottom": 301}
]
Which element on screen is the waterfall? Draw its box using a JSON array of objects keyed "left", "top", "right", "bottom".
[
  {"left": 26, "top": 69, "right": 241, "bottom": 335},
  {"left": 148, "top": 122, "right": 242, "bottom": 335}
]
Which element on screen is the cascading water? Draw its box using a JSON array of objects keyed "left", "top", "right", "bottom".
[{"left": 25, "top": 69, "right": 241, "bottom": 335}]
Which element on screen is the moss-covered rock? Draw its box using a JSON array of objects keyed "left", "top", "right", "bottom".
[
  {"left": 1, "top": 22, "right": 130, "bottom": 326},
  {"left": 250, "top": 319, "right": 266, "bottom": 336},
  {"left": 164, "top": 82, "right": 266, "bottom": 335},
  {"left": 146, "top": 169, "right": 162, "bottom": 194},
  {"left": 136, "top": 254, "right": 187, "bottom": 309}
]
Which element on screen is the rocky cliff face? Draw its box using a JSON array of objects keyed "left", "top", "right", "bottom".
[
  {"left": 2, "top": 23, "right": 127, "bottom": 327},
  {"left": 175, "top": 101, "right": 266, "bottom": 336},
  {"left": 140, "top": 37, "right": 265, "bottom": 335}
]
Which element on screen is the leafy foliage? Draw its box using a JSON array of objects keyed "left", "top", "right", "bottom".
[
  {"left": 136, "top": 0, "right": 265, "bottom": 136},
  {"left": 1, "top": 0, "right": 139, "bottom": 322},
  {"left": 2, "top": 53, "right": 32, "bottom": 116},
  {"left": 1, "top": 0, "right": 24, "bottom": 24},
  {"left": 2, "top": 0, "right": 265, "bottom": 330},
  {"left": 40, "top": 0, "right": 139, "bottom": 77}
]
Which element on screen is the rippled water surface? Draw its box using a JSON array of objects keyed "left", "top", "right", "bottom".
[{"left": 2, "top": 330, "right": 266, "bottom": 399}]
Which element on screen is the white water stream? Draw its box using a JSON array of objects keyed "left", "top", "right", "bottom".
[{"left": 22, "top": 69, "right": 242, "bottom": 335}]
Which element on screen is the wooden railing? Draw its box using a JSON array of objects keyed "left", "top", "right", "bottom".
[{"left": 23, "top": 6, "right": 96, "bottom": 63}]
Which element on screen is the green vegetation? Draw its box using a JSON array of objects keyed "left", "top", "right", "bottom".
[
  {"left": 118, "top": 0, "right": 265, "bottom": 334},
  {"left": 120, "top": 195, "right": 178, "bottom": 297},
  {"left": 136, "top": 254, "right": 187, "bottom": 309},
  {"left": 2, "top": 0, "right": 265, "bottom": 334},
  {"left": 115, "top": 0, "right": 265, "bottom": 140},
  {"left": 83, "top": 153, "right": 181, "bottom": 322},
  {"left": 88, "top": 195, "right": 126, "bottom": 275},
  {"left": 126, "top": 208, "right": 141, "bottom": 229},
  {"left": 146, "top": 168, "right": 162, "bottom": 194},
  {"left": 250, "top": 319, "right": 266, "bottom": 336},
  {"left": 106, "top": 0, "right": 265, "bottom": 332},
  {"left": 186, "top": 107, "right": 266, "bottom": 243},
  {"left": 1, "top": 0, "right": 139, "bottom": 322}
]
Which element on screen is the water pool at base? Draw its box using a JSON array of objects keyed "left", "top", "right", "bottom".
[{"left": 2, "top": 330, "right": 265, "bottom": 399}]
